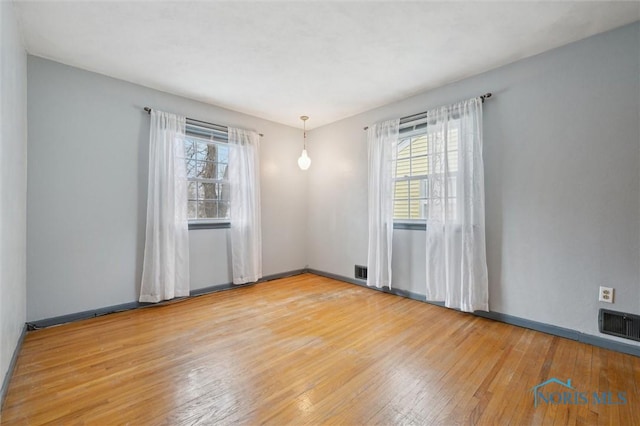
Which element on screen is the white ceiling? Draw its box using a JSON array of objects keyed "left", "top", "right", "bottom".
[{"left": 13, "top": 1, "right": 640, "bottom": 129}]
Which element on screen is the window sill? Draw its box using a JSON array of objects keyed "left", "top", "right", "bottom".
[
  {"left": 393, "top": 222, "right": 426, "bottom": 231},
  {"left": 188, "top": 222, "right": 230, "bottom": 230}
]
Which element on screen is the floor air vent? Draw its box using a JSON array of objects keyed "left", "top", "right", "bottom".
[
  {"left": 599, "top": 309, "right": 640, "bottom": 342},
  {"left": 355, "top": 265, "right": 368, "bottom": 280}
]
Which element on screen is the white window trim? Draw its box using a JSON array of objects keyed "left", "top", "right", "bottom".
[
  {"left": 183, "top": 127, "right": 231, "bottom": 224},
  {"left": 392, "top": 119, "right": 461, "bottom": 225}
]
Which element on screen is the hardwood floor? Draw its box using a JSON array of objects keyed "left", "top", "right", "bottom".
[{"left": 2, "top": 273, "right": 639, "bottom": 425}]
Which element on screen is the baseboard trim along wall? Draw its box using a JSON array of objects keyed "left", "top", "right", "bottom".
[
  {"left": 307, "top": 269, "right": 640, "bottom": 358},
  {"left": 28, "top": 301, "right": 142, "bottom": 329},
  {"left": 306, "top": 268, "right": 433, "bottom": 303},
  {"left": 27, "top": 269, "right": 307, "bottom": 329},
  {"left": 1, "top": 324, "right": 27, "bottom": 409},
  {"left": 23, "top": 267, "right": 640, "bottom": 358},
  {"left": 190, "top": 269, "right": 306, "bottom": 296}
]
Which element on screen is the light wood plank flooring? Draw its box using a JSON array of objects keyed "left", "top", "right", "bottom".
[{"left": 2, "top": 273, "right": 639, "bottom": 425}]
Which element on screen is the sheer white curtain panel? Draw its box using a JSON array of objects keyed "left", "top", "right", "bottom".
[
  {"left": 228, "top": 128, "right": 262, "bottom": 284},
  {"left": 424, "top": 97, "right": 488, "bottom": 312},
  {"left": 367, "top": 119, "right": 400, "bottom": 288},
  {"left": 140, "top": 110, "right": 190, "bottom": 303}
]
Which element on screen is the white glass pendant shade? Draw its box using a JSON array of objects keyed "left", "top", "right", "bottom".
[
  {"left": 298, "top": 149, "right": 311, "bottom": 170},
  {"left": 298, "top": 115, "right": 311, "bottom": 170}
]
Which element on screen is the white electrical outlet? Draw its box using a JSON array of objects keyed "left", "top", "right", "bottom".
[{"left": 599, "top": 286, "right": 614, "bottom": 303}]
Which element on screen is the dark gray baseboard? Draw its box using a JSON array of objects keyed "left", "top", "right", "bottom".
[
  {"left": 307, "top": 268, "right": 430, "bottom": 303},
  {"left": 189, "top": 269, "right": 307, "bottom": 296},
  {"left": 28, "top": 269, "right": 307, "bottom": 329},
  {"left": 578, "top": 333, "right": 640, "bottom": 357},
  {"left": 309, "top": 269, "right": 640, "bottom": 358},
  {"left": 24, "top": 268, "right": 640, "bottom": 358},
  {"left": 260, "top": 269, "right": 308, "bottom": 283},
  {"left": 189, "top": 282, "right": 239, "bottom": 296},
  {"left": 475, "top": 311, "right": 579, "bottom": 341},
  {"left": 307, "top": 268, "right": 366, "bottom": 287},
  {"left": 28, "top": 301, "right": 143, "bottom": 329},
  {"left": 1, "top": 324, "right": 27, "bottom": 409}
]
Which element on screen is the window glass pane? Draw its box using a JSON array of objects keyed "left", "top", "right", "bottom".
[
  {"left": 394, "top": 200, "right": 409, "bottom": 220},
  {"left": 187, "top": 201, "right": 197, "bottom": 219},
  {"left": 418, "top": 200, "right": 428, "bottom": 220},
  {"left": 394, "top": 158, "right": 410, "bottom": 178},
  {"left": 409, "top": 180, "right": 421, "bottom": 199},
  {"left": 397, "top": 139, "right": 411, "bottom": 159},
  {"left": 198, "top": 200, "right": 218, "bottom": 219},
  {"left": 195, "top": 142, "right": 215, "bottom": 161},
  {"left": 420, "top": 178, "right": 429, "bottom": 198},
  {"left": 218, "top": 201, "right": 230, "bottom": 219},
  {"left": 412, "top": 156, "right": 428, "bottom": 176},
  {"left": 218, "top": 183, "right": 230, "bottom": 201},
  {"left": 216, "top": 163, "right": 228, "bottom": 180},
  {"left": 183, "top": 140, "right": 195, "bottom": 161},
  {"left": 186, "top": 160, "right": 196, "bottom": 178},
  {"left": 217, "top": 145, "right": 229, "bottom": 163},
  {"left": 196, "top": 161, "right": 217, "bottom": 179},
  {"left": 198, "top": 182, "right": 218, "bottom": 200},
  {"left": 187, "top": 181, "right": 197, "bottom": 200},
  {"left": 192, "top": 201, "right": 231, "bottom": 220},
  {"left": 209, "top": 143, "right": 221, "bottom": 162},
  {"left": 184, "top": 129, "right": 231, "bottom": 222},
  {"left": 392, "top": 127, "right": 461, "bottom": 222},
  {"left": 394, "top": 180, "right": 408, "bottom": 199},
  {"left": 412, "top": 135, "right": 428, "bottom": 156},
  {"left": 409, "top": 199, "right": 422, "bottom": 220}
]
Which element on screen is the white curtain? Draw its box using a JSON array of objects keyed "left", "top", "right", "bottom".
[
  {"left": 228, "top": 128, "right": 262, "bottom": 284},
  {"left": 367, "top": 119, "right": 400, "bottom": 288},
  {"left": 424, "top": 97, "right": 488, "bottom": 312},
  {"left": 140, "top": 110, "right": 190, "bottom": 303}
]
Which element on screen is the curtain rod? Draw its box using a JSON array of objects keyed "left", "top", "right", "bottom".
[
  {"left": 363, "top": 92, "right": 492, "bottom": 131},
  {"left": 144, "top": 107, "right": 264, "bottom": 137}
]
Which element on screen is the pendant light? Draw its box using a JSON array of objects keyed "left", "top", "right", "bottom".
[{"left": 298, "top": 115, "right": 311, "bottom": 170}]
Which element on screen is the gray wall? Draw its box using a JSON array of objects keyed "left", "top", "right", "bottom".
[
  {"left": 22, "top": 21, "right": 640, "bottom": 349},
  {"left": 0, "top": 1, "right": 28, "bottom": 388},
  {"left": 26, "top": 57, "right": 308, "bottom": 321},
  {"left": 307, "top": 22, "right": 640, "bottom": 345}
]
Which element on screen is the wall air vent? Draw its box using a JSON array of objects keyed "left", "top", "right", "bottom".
[
  {"left": 355, "top": 265, "right": 368, "bottom": 280},
  {"left": 599, "top": 309, "right": 640, "bottom": 342}
]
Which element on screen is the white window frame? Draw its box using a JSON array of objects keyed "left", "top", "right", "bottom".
[
  {"left": 392, "top": 119, "right": 461, "bottom": 224},
  {"left": 393, "top": 127, "right": 429, "bottom": 224},
  {"left": 183, "top": 122, "right": 231, "bottom": 225}
]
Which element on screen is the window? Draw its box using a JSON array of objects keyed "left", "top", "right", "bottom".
[
  {"left": 182, "top": 122, "right": 230, "bottom": 222},
  {"left": 392, "top": 120, "right": 460, "bottom": 221}
]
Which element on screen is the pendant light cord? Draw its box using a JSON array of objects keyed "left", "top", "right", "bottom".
[{"left": 300, "top": 115, "right": 309, "bottom": 150}]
